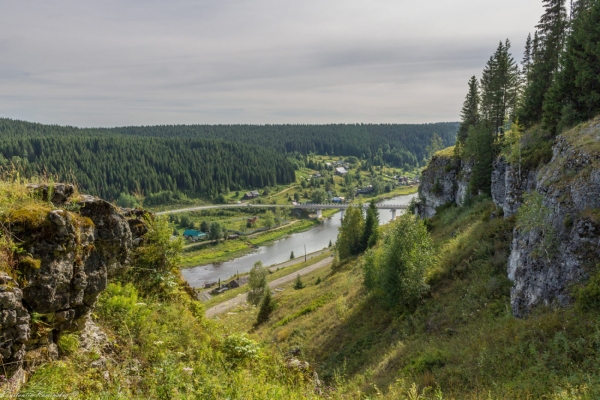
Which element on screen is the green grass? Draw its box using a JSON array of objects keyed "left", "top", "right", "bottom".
[
  {"left": 179, "top": 220, "right": 321, "bottom": 267},
  {"left": 220, "top": 197, "right": 600, "bottom": 399},
  {"left": 202, "top": 250, "right": 332, "bottom": 309}
]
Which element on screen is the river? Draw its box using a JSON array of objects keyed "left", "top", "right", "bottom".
[{"left": 180, "top": 192, "right": 417, "bottom": 288}]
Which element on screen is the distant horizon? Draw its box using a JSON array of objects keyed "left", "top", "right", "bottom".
[
  {"left": 2, "top": 116, "right": 459, "bottom": 130},
  {"left": 1, "top": 1, "right": 543, "bottom": 126}
]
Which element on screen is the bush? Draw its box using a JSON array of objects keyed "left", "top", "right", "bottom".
[
  {"left": 221, "top": 334, "right": 261, "bottom": 368},
  {"left": 362, "top": 213, "right": 435, "bottom": 311},
  {"left": 575, "top": 267, "right": 600, "bottom": 312}
]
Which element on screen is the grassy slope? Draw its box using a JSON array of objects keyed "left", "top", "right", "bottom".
[{"left": 220, "top": 198, "right": 600, "bottom": 399}]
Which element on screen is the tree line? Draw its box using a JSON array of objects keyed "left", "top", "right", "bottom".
[
  {"left": 456, "top": 0, "right": 600, "bottom": 195},
  {"left": 0, "top": 134, "right": 295, "bottom": 201},
  {"left": 0, "top": 119, "right": 458, "bottom": 171}
]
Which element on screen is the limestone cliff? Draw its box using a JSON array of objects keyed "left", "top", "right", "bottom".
[
  {"left": 415, "top": 147, "right": 459, "bottom": 218},
  {"left": 418, "top": 118, "right": 600, "bottom": 317},
  {"left": 0, "top": 184, "right": 148, "bottom": 374},
  {"left": 507, "top": 119, "right": 600, "bottom": 316}
]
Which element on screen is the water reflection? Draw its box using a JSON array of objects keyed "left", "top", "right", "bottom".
[{"left": 181, "top": 193, "right": 417, "bottom": 287}]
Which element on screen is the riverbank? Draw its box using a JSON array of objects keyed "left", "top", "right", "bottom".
[
  {"left": 179, "top": 218, "right": 323, "bottom": 267},
  {"left": 201, "top": 249, "right": 333, "bottom": 311}
]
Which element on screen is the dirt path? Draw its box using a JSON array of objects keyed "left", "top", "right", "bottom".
[{"left": 205, "top": 255, "right": 333, "bottom": 318}]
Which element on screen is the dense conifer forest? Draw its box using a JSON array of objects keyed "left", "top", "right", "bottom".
[
  {"left": 457, "top": 0, "right": 600, "bottom": 190},
  {"left": 0, "top": 119, "right": 457, "bottom": 200}
]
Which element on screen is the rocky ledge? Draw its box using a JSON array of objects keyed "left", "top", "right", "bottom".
[{"left": 0, "top": 184, "right": 149, "bottom": 373}]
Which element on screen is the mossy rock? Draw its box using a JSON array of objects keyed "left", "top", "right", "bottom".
[{"left": 6, "top": 203, "right": 53, "bottom": 230}]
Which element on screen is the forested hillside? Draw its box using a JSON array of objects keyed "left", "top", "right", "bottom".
[
  {"left": 456, "top": 0, "right": 600, "bottom": 194},
  {"left": 0, "top": 119, "right": 457, "bottom": 201},
  {"left": 0, "top": 135, "right": 295, "bottom": 200}
]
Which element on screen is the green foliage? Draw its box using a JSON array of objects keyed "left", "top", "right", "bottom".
[
  {"left": 0, "top": 119, "right": 458, "bottom": 202},
  {"left": 543, "top": 0, "right": 600, "bottom": 133},
  {"left": 457, "top": 76, "right": 480, "bottom": 144},
  {"left": 403, "top": 350, "right": 446, "bottom": 374},
  {"left": 480, "top": 40, "right": 520, "bottom": 131},
  {"left": 574, "top": 266, "right": 600, "bottom": 312},
  {"left": 516, "top": 191, "right": 557, "bottom": 259},
  {"left": 463, "top": 121, "right": 495, "bottom": 195},
  {"left": 290, "top": 251, "right": 295, "bottom": 260},
  {"left": 293, "top": 274, "right": 305, "bottom": 290},
  {"left": 363, "top": 213, "right": 435, "bottom": 311},
  {"left": 247, "top": 261, "right": 268, "bottom": 306},
  {"left": 336, "top": 206, "right": 364, "bottom": 261},
  {"left": 135, "top": 216, "right": 184, "bottom": 273},
  {"left": 57, "top": 333, "right": 80, "bottom": 356},
  {"left": 256, "top": 290, "right": 275, "bottom": 326},
  {"left": 208, "top": 221, "right": 224, "bottom": 241},
  {"left": 361, "top": 200, "right": 380, "bottom": 251},
  {"left": 221, "top": 333, "right": 261, "bottom": 368},
  {"left": 425, "top": 133, "right": 444, "bottom": 161},
  {"left": 262, "top": 210, "right": 275, "bottom": 228},
  {"left": 519, "top": 0, "right": 568, "bottom": 126},
  {"left": 310, "top": 189, "right": 328, "bottom": 203},
  {"left": 500, "top": 120, "right": 524, "bottom": 166},
  {"left": 115, "top": 192, "right": 139, "bottom": 208}
]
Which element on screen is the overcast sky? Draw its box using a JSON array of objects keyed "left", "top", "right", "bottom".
[{"left": 0, "top": 1, "right": 544, "bottom": 127}]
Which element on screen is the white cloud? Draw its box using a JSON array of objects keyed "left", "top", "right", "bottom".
[{"left": 0, "top": 0, "right": 544, "bottom": 126}]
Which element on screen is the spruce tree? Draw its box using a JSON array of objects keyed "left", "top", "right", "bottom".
[
  {"left": 256, "top": 290, "right": 274, "bottom": 325},
  {"left": 457, "top": 76, "right": 480, "bottom": 145},
  {"left": 519, "top": 0, "right": 568, "bottom": 126},
  {"left": 480, "top": 40, "right": 520, "bottom": 133},
  {"left": 361, "top": 200, "right": 380, "bottom": 251},
  {"left": 543, "top": 0, "right": 600, "bottom": 132}
]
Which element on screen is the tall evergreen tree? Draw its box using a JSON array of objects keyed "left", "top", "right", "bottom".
[
  {"left": 521, "top": 33, "right": 533, "bottom": 86},
  {"left": 361, "top": 200, "right": 380, "bottom": 251},
  {"left": 542, "top": 0, "right": 600, "bottom": 132},
  {"left": 480, "top": 40, "right": 521, "bottom": 133},
  {"left": 519, "top": 0, "right": 568, "bottom": 126},
  {"left": 457, "top": 76, "right": 480, "bottom": 144}
]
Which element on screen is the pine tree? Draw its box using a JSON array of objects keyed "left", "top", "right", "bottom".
[{"left": 457, "top": 76, "right": 480, "bottom": 145}]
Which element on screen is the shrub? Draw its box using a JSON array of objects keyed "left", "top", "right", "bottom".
[
  {"left": 363, "top": 213, "right": 435, "bottom": 311},
  {"left": 221, "top": 334, "right": 261, "bottom": 368},
  {"left": 57, "top": 333, "right": 80, "bottom": 356}
]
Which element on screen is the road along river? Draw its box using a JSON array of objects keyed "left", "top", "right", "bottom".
[{"left": 181, "top": 193, "right": 417, "bottom": 288}]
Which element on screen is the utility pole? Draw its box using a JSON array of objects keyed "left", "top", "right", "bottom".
[{"left": 304, "top": 245, "right": 307, "bottom": 262}]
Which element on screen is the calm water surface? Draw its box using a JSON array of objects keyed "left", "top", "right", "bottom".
[{"left": 181, "top": 193, "right": 417, "bottom": 287}]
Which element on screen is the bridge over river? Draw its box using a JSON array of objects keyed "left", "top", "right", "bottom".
[{"left": 157, "top": 202, "right": 408, "bottom": 221}]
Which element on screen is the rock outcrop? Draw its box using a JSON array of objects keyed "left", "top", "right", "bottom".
[
  {"left": 418, "top": 118, "right": 600, "bottom": 318},
  {"left": 0, "top": 184, "right": 147, "bottom": 372},
  {"left": 416, "top": 147, "right": 459, "bottom": 218},
  {"left": 508, "top": 120, "right": 600, "bottom": 316}
]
